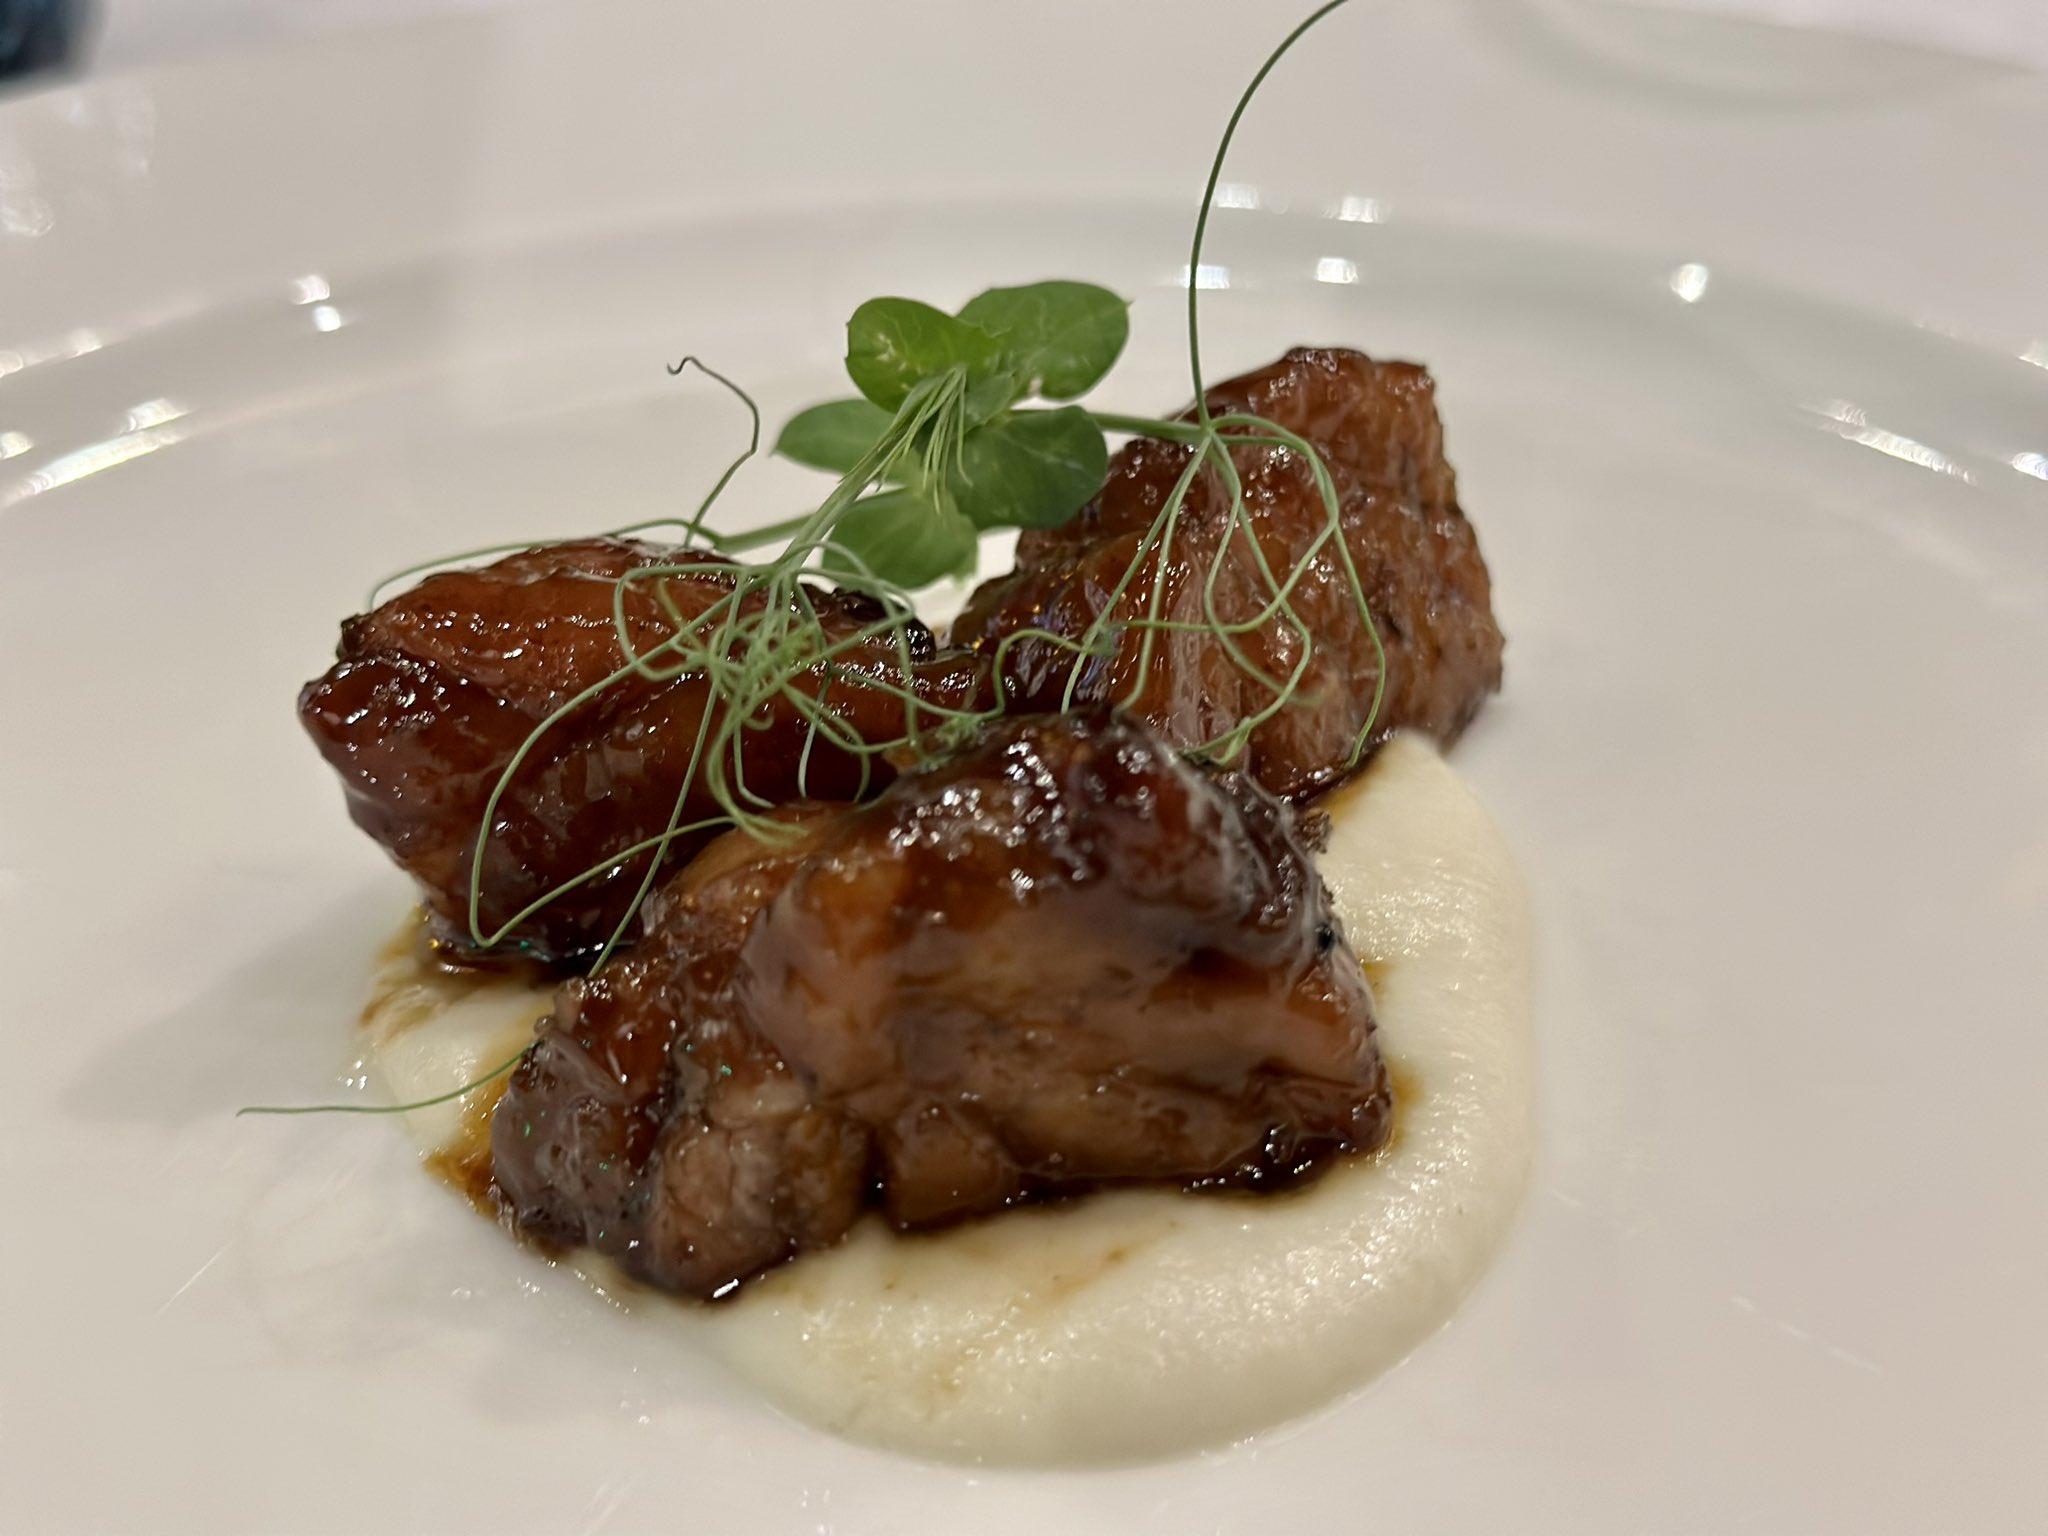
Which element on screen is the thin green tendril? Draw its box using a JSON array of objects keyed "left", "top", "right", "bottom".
[
  {"left": 1187, "top": 0, "right": 1353, "bottom": 417},
  {"left": 237, "top": 1045, "right": 532, "bottom": 1117}
]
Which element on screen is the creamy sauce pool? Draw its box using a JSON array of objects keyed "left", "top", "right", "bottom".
[{"left": 360, "top": 733, "right": 1533, "bottom": 1465}]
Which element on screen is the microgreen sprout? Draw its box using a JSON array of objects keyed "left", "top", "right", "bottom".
[
  {"left": 248, "top": 0, "right": 1382, "bottom": 1119},
  {"left": 454, "top": 0, "right": 1383, "bottom": 960}
]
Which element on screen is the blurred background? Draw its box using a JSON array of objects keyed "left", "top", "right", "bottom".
[{"left": 3, "top": 0, "right": 2046, "bottom": 85}]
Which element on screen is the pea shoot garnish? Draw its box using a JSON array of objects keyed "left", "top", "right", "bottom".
[{"left": 243, "top": 0, "right": 1382, "bottom": 1118}]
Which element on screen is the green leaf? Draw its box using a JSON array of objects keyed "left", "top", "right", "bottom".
[
  {"left": 949, "top": 406, "right": 1107, "bottom": 531},
  {"left": 819, "top": 488, "right": 979, "bottom": 590},
  {"left": 961, "top": 371, "right": 1023, "bottom": 428},
  {"left": 845, "top": 298, "right": 1002, "bottom": 411},
  {"left": 775, "top": 398, "right": 897, "bottom": 475},
  {"left": 957, "top": 281, "right": 1129, "bottom": 401}
]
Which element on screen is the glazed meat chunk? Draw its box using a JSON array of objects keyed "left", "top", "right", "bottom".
[
  {"left": 299, "top": 539, "right": 986, "bottom": 968},
  {"left": 491, "top": 711, "right": 1390, "bottom": 1298},
  {"left": 954, "top": 347, "right": 1504, "bottom": 799}
]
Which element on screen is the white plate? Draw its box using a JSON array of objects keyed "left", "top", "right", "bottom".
[{"left": 3, "top": 2, "right": 2045, "bottom": 1530}]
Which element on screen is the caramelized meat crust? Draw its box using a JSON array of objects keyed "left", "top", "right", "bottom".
[
  {"left": 490, "top": 712, "right": 1390, "bottom": 1298},
  {"left": 298, "top": 539, "right": 987, "bottom": 967},
  {"left": 954, "top": 347, "right": 1503, "bottom": 799}
]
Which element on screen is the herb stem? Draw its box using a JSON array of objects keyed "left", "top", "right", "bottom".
[
  {"left": 238, "top": 1045, "right": 531, "bottom": 1118},
  {"left": 700, "top": 512, "right": 816, "bottom": 554},
  {"left": 1088, "top": 411, "right": 1207, "bottom": 443},
  {"left": 1186, "top": 0, "right": 1353, "bottom": 418}
]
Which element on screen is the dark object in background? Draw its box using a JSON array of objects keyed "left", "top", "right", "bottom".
[{"left": 0, "top": 0, "right": 79, "bottom": 82}]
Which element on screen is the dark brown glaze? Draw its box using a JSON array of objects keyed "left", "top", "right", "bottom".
[
  {"left": 954, "top": 347, "right": 1504, "bottom": 800},
  {"left": 299, "top": 539, "right": 989, "bottom": 967},
  {"left": 490, "top": 712, "right": 1390, "bottom": 1299}
]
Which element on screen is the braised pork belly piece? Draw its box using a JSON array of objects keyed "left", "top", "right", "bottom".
[
  {"left": 490, "top": 712, "right": 1390, "bottom": 1298},
  {"left": 955, "top": 347, "right": 1503, "bottom": 799},
  {"left": 300, "top": 539, "right": 987, "bottom": 967}
]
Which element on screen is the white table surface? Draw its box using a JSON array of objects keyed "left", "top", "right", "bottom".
[{"left": 79, "top": 0, "right": 2048, "bottom": 76}]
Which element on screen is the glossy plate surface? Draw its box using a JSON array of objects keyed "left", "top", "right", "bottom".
[{"left": 2, "top": 2, "right": 2044, "bottom": 1530}]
